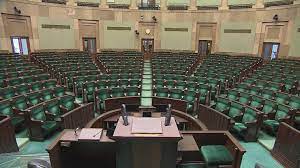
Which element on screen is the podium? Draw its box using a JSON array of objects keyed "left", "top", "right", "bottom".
[{"left": 112, "top": 116, "right": 182, "bottom": 168}]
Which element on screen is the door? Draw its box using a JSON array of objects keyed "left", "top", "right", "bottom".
[
  {"left": 141, "top": 39, "right": 154, "bottom": 60},
  {"left": 198, "top": 40, "right": 212, "bottom": 56},
  {"left": 262, "top": 42, "right": 280, "bottom": 60},
  {"left": 83, "top": 38, "right": 96, "bottom": 54},
  {"left": 11, "top": 37, "right": 30, "bottom": 55}
]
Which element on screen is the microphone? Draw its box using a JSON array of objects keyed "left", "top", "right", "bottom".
[
  {"left": 121, "top": 104, "right": 129, "bottom": 126},
  {"left": 165, "top": 104, "right": 172, "bottom": 126}
]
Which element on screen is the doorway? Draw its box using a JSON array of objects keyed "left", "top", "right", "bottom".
[
  {"left": 11, "top": 37, "right": 30, "bottom": 55},
  {"left": 198, "top": 40, "right": 212, "bottom": 56},
  {"left": 83, "top": 38, "right": 96, "bottom": 54},
  {"left": 262, "top": 42, "right": 280, "bottom": 60},
  {"left": 141, "top": 39, "right": 154, "bottom": 60}
]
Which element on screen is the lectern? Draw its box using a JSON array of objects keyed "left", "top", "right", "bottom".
[{"left": 112, "top": 116, "right": 182, "bottom": 168}]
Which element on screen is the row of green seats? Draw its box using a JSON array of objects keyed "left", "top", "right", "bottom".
[{"left": 0, "top": 79, "right": 58, "bottom": 100}]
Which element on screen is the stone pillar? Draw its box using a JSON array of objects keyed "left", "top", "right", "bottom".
[
  {"left": 100, "top": 0, "right": 109, "bottom": 8},
  {"left": 66, "top": 0, "right": 75, "bottom": 6},
  {"left": 160, "top": 0, "right": 167, "bottom": 10},
  {"left": 189, "top": 0, "right": 197, "bottom": 10},
  {"left": 294, "top": 0, "right": 300, "bottom": 5},
  {"left": 219, "top": 0, "right": 229, "bottom": 10},
  {"left": 253, "top": 0, "right": 264, "bottom": 8},
  {"left": 130, "top": 0, "right": 138, "bottom": 9}
]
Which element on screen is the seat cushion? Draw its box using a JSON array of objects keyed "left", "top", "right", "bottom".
[
  {"left": 232, "top": 123, "right": 247, "bottom": 134},
  {"left": 201, "top": 145, "right": 233, "bottom": 166},
  {"left": 12, "top": 116, "right": 25, "bottom": 126},
  {"left": 42, "top": 121, "right": 58, "bottom": 133},
  {"left": 263, "top": 120, "right": 279, "bottom": 133}
]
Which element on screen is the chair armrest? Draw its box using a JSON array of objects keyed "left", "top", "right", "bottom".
[
  {"left": 59, "top": 105, "right": 69, "bottom": 113},
  {"left": 30, "top": 118, "right": 44, "bottom": 126},
  {"left": 245, "top": 121, "right": 257, "bottom": 128},
  {"left": 233, "top": 114, "right": 243, "bottom": 122}
]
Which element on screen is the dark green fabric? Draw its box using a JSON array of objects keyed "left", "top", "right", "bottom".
[
  {"left": 200, "top": 145, "right": 233, "bottom": 166},
  {"left": 11, "top": 116, "right": 25, "bottom": 126},
  {"left": 14, "top": 96, "right": 28, "bottom": 110},
  {"left": 233, "top": 122, "right": 247, "bottom": 133},
  {"left": 263, "top": 120, "right": 279, "bottom": 132},
  {"left": 60, "top": 96, "right": 75, "bottom": 111},
  {"left": 111, "top": 87, "right": 124, "bottom": 97},
  {"left": 31, "top": 106, "right": 46, "bottom": 121},
  {"left": 0, "top": 103, "right": 13, "bottom": 116},
  {"left": 41, "top": 121, "right": 58, "bottom": 133}
]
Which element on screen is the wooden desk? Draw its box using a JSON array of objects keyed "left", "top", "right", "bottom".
[{"left": 178, "top": 135, "right": 199, "bottom": 152}]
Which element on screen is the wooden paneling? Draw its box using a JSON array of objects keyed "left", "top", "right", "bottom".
[
  {"left": 197, "top": 104, "right": 231, "bottom": 130},
  {"left": 0, "top": 116, "right": 19, "bottom": 153},
  {"left": 271, "top": 122, "right": 300, "bottom": 168}
]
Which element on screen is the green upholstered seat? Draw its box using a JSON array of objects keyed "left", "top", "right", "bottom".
[
  {"left": 13, "top": 96, "right": 28, "bottom": 110},
  {"left": 213, "top": 98, "right": 230, "bottom": 113},
  {"left": 165, "top": 74, "right": 174, "bottom": 80},
  {"left": 154, "top": 79, "right": 164, "bottom": 88},
  {"left": 200, "top": 145, "right": 233, "bottom": 166},
  {"left": 96, "top": 80, "right": 107, "bottom": 89},
  {"left": 183, "top": 91, "right": 197, "bottom": 112},
  {"left": 119, "top": 79, "right": 129, "bottom": 87},
  {"left": 228, "top": 102, "right": 244, "bottom": 119},
  {"left": 275, "top": 93, "right": 289, "bottom": 105},
  {"left": 255, "top": 80, "right": 265, "bottom": 88},
  {"left": 27, "top": 92, "right": 41, "bottom": 106},
  {"left": 111, "top": 87, "right": 125, "bottom": 97},
  {"left": 0, "top": 87, "right": 15, "bottom": 99},
  {"left": 41, "top": 90, "right": 54, "bottom": 101},
  {"left": 97, "top": 89, "right": 110, "bottom": 102},
  {"left": 59, "top": 95, "right": 76, "bottom": 111},
  {"left": 238, "top": 93, "right": 250, "bottom": 105},
  {"left": 126, "top": 87, "right": 139, "bottom": 96},
  {"left": 249, "top": 87, "right": 260, "bottom": 95},
  {"left": 250, "top": 96, "right": 263, "bottom": 109},
  {"left": 107, "top": 80, "right": 118, "bottom": 88},
  {"left": 44, "top": 80, "right": 57, "bottom": 89},
  {"left": 236, "top": 84, "right": 248, "bottom": 92},
  {"left": 261, "top": 89, "right": 274, "bottom": 99},
  {"left": 129, "top": 79, "right": 141, "bottom": 87},
  {"left": 170, "top": 89, "right": 183, "bottom": 99},
  {"left": 176, "top": 81, "right": 186, "bottom": 90},
  {"left": 227, "top": 90, "right": 239, "bottom": 101},
  {"left": 31, "top": 82, "right": 43, "bottom": 91},
  {"left": 165, "top": 80, "right": 175, "bottom": 89},
  {"left": 46, "top": 100, "right": 61, "bottom": 117},
  {"left": 289, "top": 96, "right": 300, "bottom": 110},
  {"left": 16, "top": 84, "right": 30, "bottom": 95},
  {"left": 41, "top": 121, "right": 58, "bottom": 132},
  {"left": 0, "top": 101, "right": 14, "bottom": 116},
  {"left": 262, "top": 101, "right": 276, "bottom": 115},
  {"left": 156, "top": 87, "right": 169, "bottom": 98},
  {"left": 186, "top": 82, "right": 197, "bottom": 91},
  {"left": 53, "top": 87, "right": 66, "bottom": 97},
  {"left": 24, "top": 76, "right": 34, "bottom": 84},
  {"left": 232, "top": 107, "right": 257, "bottom": 135},
  {"left": 8, "top": 78, "right": 22, "bottom": 86},
  {"left": 263, "top": 105, "right": 290, "bottom": 134}
]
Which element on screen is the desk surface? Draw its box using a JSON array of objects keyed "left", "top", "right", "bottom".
[
  {"left": 178, "top": 134, "right": 199, "bottom": 152},
  {"left": 60, "top": 129, "right": 115, "bottom": 142},
  {"left": 113, "top": 116, "right": 182, "bottom": 140}
]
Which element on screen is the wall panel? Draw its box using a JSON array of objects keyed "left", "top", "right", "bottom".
[{"left": 38, "top": 17, "right": 75, "bottom": 49}]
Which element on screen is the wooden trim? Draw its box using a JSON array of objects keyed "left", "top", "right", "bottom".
[
  {"left": 165, "top": 28, "right": 188, "bottom": 32},
  {"left": 41, "top": 24, "right": 70, "bottom": 29},
  {"left": 224, "top": 29, "right": 252, "bottom": 33},
  {"left": 107, "top": 26, "right": 131, "bottom": 31}
]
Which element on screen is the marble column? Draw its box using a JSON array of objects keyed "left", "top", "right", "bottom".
[
  {"left": 253, "top": 0, "right": 264, "bottom": 8},
  {"left": 100, "top": 0, "right": 109, "bottom": 8},
  {"left": 219, "top": 0, "right": 229, "bottom": 10},
  {"left": 189, "top": 0, "right": 197, "bottom": 10}
]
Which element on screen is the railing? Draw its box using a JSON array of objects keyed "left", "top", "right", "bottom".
[
  {"left": 198, "top": 104, "right": 232, "bottom": 130},
  {"left": 137, "top": 3, "right": 160, "bottom": 10},
  {"left": 271, "top": 122, "right": 300, "bottom": 168},
  {"left": 61, "top": 102, "right": 94, "bottom": 129},
  {"left": 42, "top": 0, "right": 66, "bottom": 4}
]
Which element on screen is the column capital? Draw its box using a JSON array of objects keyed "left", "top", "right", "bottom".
[
  {"left": 160, "top": 0, "right": 167, "bottom": 10},
  {"left": 253, "top": 0, "right": 264, "bottom": 8},
  {"left": 218, "top": 0, "right": 229, "bottom": 10},
  {"left": 294, "top": 0, "right": 300, "bottom": 5},
  {"left": 130, "top": 0, "right": 138, "bottom": 9},
  {"left": 189, "top": 0, "right": 197, "bottom": 10},
  {"left": 100, "top": 0, "right": 109, "bottom": 8}
]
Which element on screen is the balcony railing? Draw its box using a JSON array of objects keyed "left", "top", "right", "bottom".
[
  {"left": 138, "top": 3, "right": 160, "bottom": 10},
  {"left": 264, "top": 0, "right": 293, "bottom": 7},
  {"left": 108, "top": 4, "right": 130, "bottom": 8},
  {"left": 77, "top": 1, "right": 99, "bottom": 7},
  {"left": 42, "top": 0, "right": 66, "bottom": 4}
]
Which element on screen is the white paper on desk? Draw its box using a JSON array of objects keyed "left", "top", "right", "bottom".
[{"left": 78, "top": 128, "right": 103, "bottom": 141}]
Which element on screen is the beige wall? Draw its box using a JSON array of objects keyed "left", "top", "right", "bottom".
[{"left": 0, "top": 0, "right": 299, "bottom": 57}]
